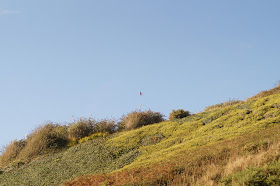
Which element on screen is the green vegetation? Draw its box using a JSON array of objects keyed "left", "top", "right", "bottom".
[
  {"left": 222, "top": 161, "right": 280, "bottom": 185},
  {"left": 0, "top": 140, "right": 26, "bottom": 168},
  {"left": 105, "top": 93, "right": 280, "bottom": 171},
  {"left": 1, "top": 123, "right": 68, "bottom": 167},
  {"left": 168, "top": 109, "right": 190, "bottom": 120},
  {"left": 68, "top": 118, "right": 116, "bottom": 140},
  {"left": 204, "top": 99, "right": 242, "bottom": 112},
  {"left": 68, "top": 119, "right": 93, "bottom": 140},
  {"left": 1, "top": 85, "right": 280, "bottom": 185},
  {"left": 0, "top": 137, "right": 140, "bottom": 185},
  {"left": 0, "top": 118, "right": 116, "bottom": 168},
  {"left": 249, "top": 84, "right": 280, "bottom": 100},
  {"left": 66, "top": 125, "right": 280, "bottom": 185}
]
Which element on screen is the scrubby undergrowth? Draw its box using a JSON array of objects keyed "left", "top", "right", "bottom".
[
  {"left": 118, "top": 110, "right": 165, "bottom": 130},
  {"left": 168, "top": 109, "right": 191, "bottom": 120},
  {"left": 0, "top": 136, "right": 140, "bottom": 185},
  {"left": 1, "top": 85, "right": 280, "bottom": 185},
  {"left": 0, "top": 118, "right": 117, "bottom": 168}
]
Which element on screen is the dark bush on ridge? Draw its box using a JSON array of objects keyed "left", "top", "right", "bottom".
[
  {"left": 169, "top": 109, "right": 191, "bottom": 120},
  {"left": 119, "top": 110, "right": 165, "bottom": 130}
]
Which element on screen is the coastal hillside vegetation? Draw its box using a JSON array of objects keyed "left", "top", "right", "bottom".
[{"left": 1, "top": 85, "right": 280, "bottom": 185}]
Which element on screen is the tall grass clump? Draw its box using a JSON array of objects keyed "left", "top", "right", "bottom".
[
  {"left": 19, "top": 123, "right": 68, "bottom": 160},
  {"left": 1, "top": 117, "right": 117, "bottom": 167},
  {"left": 204, "top": 99, "right": 242, "bottom": 112},
  {"left": 68, "top": 118, "right": 116, "bottom": 140},
  {"left": 68, "top": 118, "right": 95, "bottom": 140},
  {"left": 0, "top": 140, "right": 26, "bottom": 167},
  {"left": 119, "top": 110, "right": 164, "bottom": 130},
  {"left": 169, "top": 109, "right": 190, "bottom": 120},
  {"left": 249, "top": 83, "right": 280, "bottom": 100},
  {"left": 93, "top": 119, "right": 116, "bottom": 134}
]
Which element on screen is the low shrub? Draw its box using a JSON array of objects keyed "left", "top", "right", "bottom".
[
  {"left": 68, "top": 118, "right": 116, "bottom": 139},
  {"left": 93, "top": 119, "right": 116, "bottom": 134},
  {"left": 68, "top": 118, "right": 96, "bottom": 140},
  {"left": 117, "top": 120, "right": 125, "bottom": 131},
  {"left": 1, "top": 117, "right": 116, "bottom": 166},
  {"left": 19, "top": 123, "right": 68, "bottom": 160},
  {"left": 0, "top": 139, "right": 26, "bottom": 167},
  {"left": 169, "top": 109, "right": 190, "bottom": 120},
  {"left": 120, "top": 110, "right": 165, "bottom": 130}
]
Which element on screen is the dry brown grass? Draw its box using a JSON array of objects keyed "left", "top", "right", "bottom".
[
  {"left": 120, "top": 110, "right": 165, "bottom": 130},
  {"left": 68, "top": 118, "right": 116, "bottom": 140},
  {"left": 204, "top": 99, "right": 242, "bottom": 112},
  {"left": 0, "top": 118, "right": 117, "bottom": 169},
  {"left": 68, "top": 118, "right": 95, "bottom": 140},
  {"left": 16, "top": 124, "right": 68, "bottom": 162},
  {"left": 248, "top": 84, "right": 280, "bottom": 100},
  {"left": 0, "top": 123, "right": 69, "bottom": 168},
  {"left": 0, "top": 140, "right": 26, "bottom": 167}
]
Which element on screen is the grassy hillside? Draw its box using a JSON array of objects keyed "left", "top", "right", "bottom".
[
  {"left": 0, "top": 137, "right": 140, "bottom": 185},
  {"left": 1, "top": 86, "right": 280, "bottom": 185}
]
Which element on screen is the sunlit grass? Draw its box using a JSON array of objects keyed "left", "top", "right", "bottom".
[
  {"left": 107, "top": 94, "right": 280, "bottom": 171},
  {"left": 2, "top": 86, "right": 280, "bottom": 185}
]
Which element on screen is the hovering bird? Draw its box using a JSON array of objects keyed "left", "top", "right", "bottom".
[{"left": 140, "top": 91, "right": 143, "bottom": 96}]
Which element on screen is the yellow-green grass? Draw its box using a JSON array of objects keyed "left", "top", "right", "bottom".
[
  {"left": 107, "top": 93, "right": 280, "bottom": 171},
  {"left": 66, "top": 125, "right": 280, "bottom": 185},
  {"left": 67, "top": 132, "right": 109, "bottom": 147},
  {"left": 223, "top": 160, "right": 280, "bottom": 185},
  {"left": 66, "top": 91, "right": 280, "bottom": 185}
]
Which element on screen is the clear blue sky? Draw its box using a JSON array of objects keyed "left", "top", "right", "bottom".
[{"left": 1, "top": 0, "right": 280, "bottom": 149}]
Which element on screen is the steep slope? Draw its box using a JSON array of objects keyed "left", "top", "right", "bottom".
[{"left": 1, "top": 86, "right": 280, "bottom": 185}]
